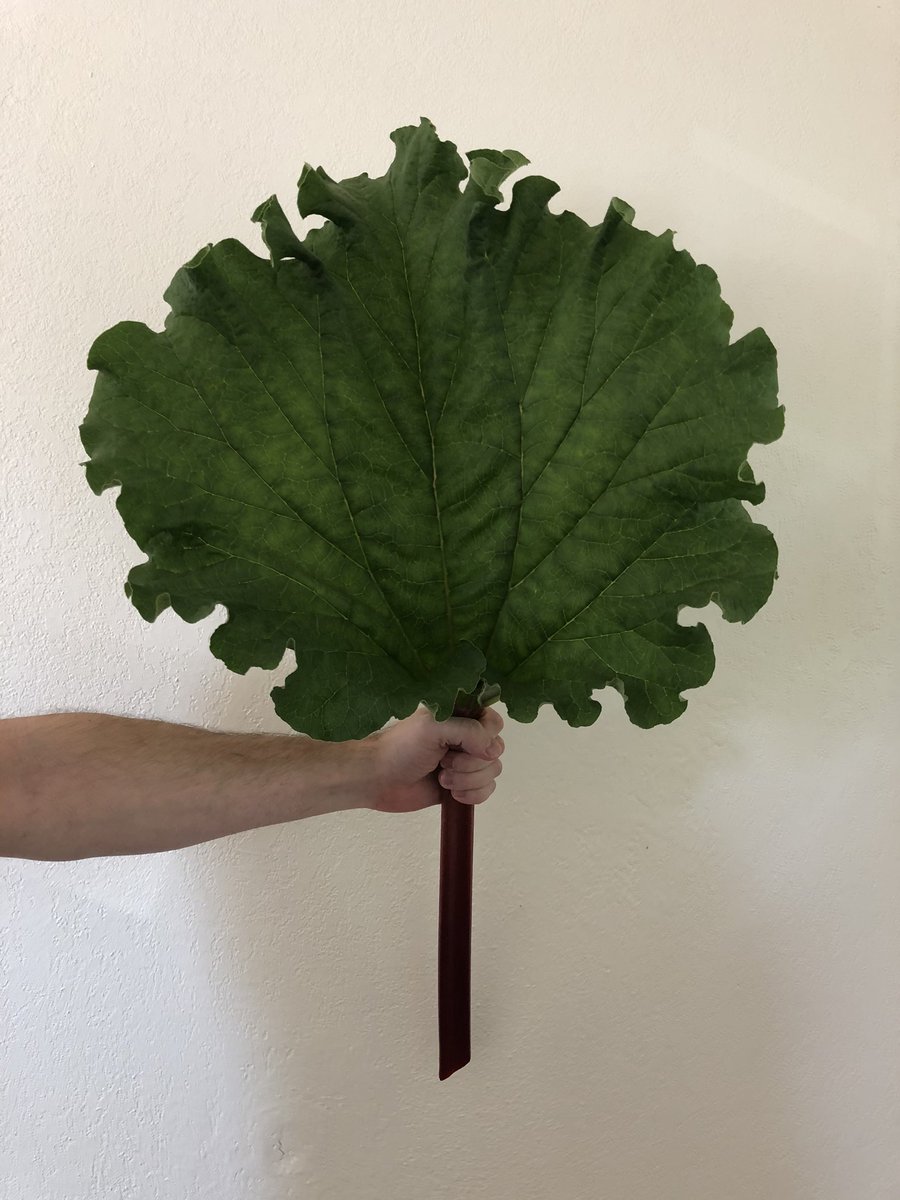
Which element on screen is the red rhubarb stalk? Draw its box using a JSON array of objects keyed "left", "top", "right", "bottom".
[{"left": 437, "top": 691, "right": 483, "bottom": 1081}]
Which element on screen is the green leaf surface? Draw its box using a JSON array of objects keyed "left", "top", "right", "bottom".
[{"left": 81, "top": 116, "right": 783, "bottom": 739}]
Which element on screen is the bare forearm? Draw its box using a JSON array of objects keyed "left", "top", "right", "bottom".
[{"left": 0, "top": 713, "right": 377, "bottom": 861}]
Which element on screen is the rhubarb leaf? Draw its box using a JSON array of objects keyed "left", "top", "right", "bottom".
[{"left": 81, "top": 117, "right": 783, "bottom": 739}]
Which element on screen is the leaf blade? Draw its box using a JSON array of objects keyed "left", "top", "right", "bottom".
[{"left": 81, "top": 117, "right": 783, "bottom": 738}]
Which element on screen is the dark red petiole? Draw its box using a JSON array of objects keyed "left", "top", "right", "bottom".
[{"left": 437, "top": 693, "right": 483, "bottom": 1080}]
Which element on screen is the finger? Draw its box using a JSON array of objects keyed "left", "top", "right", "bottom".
[
  {"left": 481, "top": 707, "right": 504, "bottom": 736},
  {"left": 440, "top": 735, "right": 504, "bottom": 770},
  {"left": 441, "top": 748, "right": 504, "bottom": 777},
  {"left": 439, "top": 760, "right": 501, "bottom": 790},
  {"left": 436, "top": 715, "right": 498, "bottom": 760},
  {"left": 440, "top": 755, "right": 484, "bottom": 775},
  {"left": 450, "top": 781, "right": 496, "bottom": 806}
]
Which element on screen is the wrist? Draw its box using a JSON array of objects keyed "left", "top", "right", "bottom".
[
  {"left": 221, "top": 729, "right": 380, "bottom": 822},
  {"left": 314, "top": 733, "right": 382, "bottom": 813}
]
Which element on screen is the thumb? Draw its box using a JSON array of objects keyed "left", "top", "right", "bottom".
[{"left": 435, "top": 716, "right": 497, "bottom": 760}]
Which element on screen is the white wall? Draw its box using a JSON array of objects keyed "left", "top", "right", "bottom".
[{"left": 2, "top": 1, "right": 898, "bottom": 1197}]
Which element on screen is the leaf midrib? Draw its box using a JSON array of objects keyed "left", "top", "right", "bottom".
[{"left": 389, "top": 175, "right": 456, "bottom": 652}]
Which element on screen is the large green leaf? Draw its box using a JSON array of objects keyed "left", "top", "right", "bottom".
[{"left": 80, "top": 116, "right": 783, "bottom": 740}]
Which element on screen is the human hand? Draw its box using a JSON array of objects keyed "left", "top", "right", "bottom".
[{"left": 366, "top": 704, "right": 505, "bottom": 814}]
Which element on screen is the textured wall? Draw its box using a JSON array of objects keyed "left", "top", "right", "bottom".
[{"left": 2, "top": 2, "right": 899, "bottom": 1197}]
